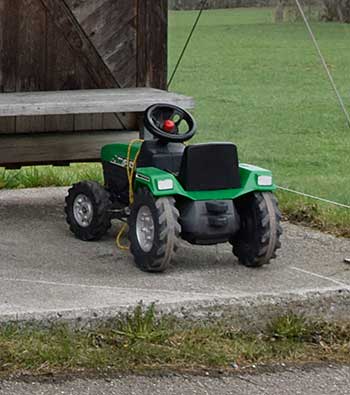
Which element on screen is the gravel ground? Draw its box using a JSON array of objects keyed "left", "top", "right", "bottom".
[{"left": 1, "top": 365, "right": 350, "bottom": 394}]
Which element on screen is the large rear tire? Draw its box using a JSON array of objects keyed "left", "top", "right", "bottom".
[
  {"left": 128, "top": 188, "right": 181, "bottom": 273},
  {"left": 231, "top": 192, "right": 282, "bottom": 267},
  {"left": 65, "top": 181, "right": 112, "bottom": 241}
]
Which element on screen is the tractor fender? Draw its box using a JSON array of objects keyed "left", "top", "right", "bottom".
[{"left": 134, "top": 165, "right": 276, "bottom": 201}]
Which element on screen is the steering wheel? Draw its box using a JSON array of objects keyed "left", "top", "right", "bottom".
[{"left": 144, "top": 104, "right": 197, "bottom": 143}]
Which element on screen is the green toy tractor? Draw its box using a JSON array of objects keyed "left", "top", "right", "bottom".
[{"left": 65, "top": 104, "right": 282, "bottom": 272}]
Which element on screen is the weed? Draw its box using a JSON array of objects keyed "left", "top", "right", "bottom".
[
  {"left": 113, "top": 303, "right": 171, "bottom": 344},
  {"left": 267, "top": 314, "right": 309, "bottom": 341}
]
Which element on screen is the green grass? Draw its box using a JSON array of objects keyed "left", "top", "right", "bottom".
[
  {"left": 168, "top": 8, "right": 350, "bottom": 233},
  {"left": 169, "top": 8, "right": 350, "bottom": 204},
  {"left": 1, "top": 305, "right": 350, "bottom": 377},
  {"left": 1, "top": 8, "right": 349, "bottom": 234},
  {"left": 0, "top": 164, "right": 103, "bottom": 190}
]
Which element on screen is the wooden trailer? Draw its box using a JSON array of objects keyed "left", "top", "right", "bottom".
[{"left": 0, "top": 0, "right": 194, "bottom": 168}]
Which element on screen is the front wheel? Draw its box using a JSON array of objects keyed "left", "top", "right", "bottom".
[
  {"left": 128, "top": 188, "right": 181, "bottom": 273},
  {"left": 65, "top": 181, "right": 112, "bottom": 241},
  {"left": 231, "top": 192, "right": 282, "bottom": 267}
]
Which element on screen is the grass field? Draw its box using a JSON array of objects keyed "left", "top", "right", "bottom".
[
  {"left": 1, "top": 8, "right": 349, "bottom": 233},
  {"left": 168, "top": 8, "right": 350, "bottom": 202},
  {"left": 168, "top": 8, "right": 350, "bottom": 234}
]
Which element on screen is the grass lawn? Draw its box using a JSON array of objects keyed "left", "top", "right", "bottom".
[
  {"left": 1, "top": 8, "right": 349, "bottom": 234},
  {"left": 169, "top": 8, "right": 350, "bottom": 202}
]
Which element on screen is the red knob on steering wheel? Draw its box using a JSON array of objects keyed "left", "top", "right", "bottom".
[{"left": 144, "top": 104, "right": 197, "bottom": 143}]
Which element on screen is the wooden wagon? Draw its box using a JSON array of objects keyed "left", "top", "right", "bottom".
[{"left": 0, "top": 0, "right": 193, "bottom": 168}]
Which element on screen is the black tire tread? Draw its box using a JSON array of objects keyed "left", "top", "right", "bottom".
[
  {"left": 65, "top": 181, "right": 112, "bottom": 241},
  {"left": 232, "top": 192, "right": 282, "bottom": 267},
  {"left": 129, "top": 188, "right": 181, "bottom": 273}
]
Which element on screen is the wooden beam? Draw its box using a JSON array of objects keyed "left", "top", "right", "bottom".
[
  {"left": 0, "top": 88, "right": 195, "bottom": 117},
  {"left": 0, "top": 130, "right": 139, "bottom": 167},
  {"left": 137, "top": 0, "right": 168, "bottom": 89}
]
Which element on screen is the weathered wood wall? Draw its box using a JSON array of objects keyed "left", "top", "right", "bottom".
[{"left": 0, "top": 0, "right": 168, "bottom": 134}]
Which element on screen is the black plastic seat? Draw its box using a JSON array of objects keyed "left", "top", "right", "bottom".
[
  {"left": 177, "top": 143, "right": 241, "bottom": 191},
  {"left": 137, "top": 140, "right": 185, "bottom": 174}
]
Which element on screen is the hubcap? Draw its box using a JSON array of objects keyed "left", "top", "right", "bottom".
[
  {"left": 73, "top": 194, "right": 94, "bottom": 228},
  {"left": 136, "top": 206, "right": 155, "bottom": 253}
]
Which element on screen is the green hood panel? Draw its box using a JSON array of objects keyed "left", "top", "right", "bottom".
[
  {"left": 101, "top": 143, "right": 142, "bottom": 164},
  {"left": 135, "top": 164, "right": 276, "bottom": 201},
  {"left": 101, "top": 143, "right": 276, "bottom": 201}
]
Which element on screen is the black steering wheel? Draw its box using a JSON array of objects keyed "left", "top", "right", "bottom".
[{"left": 144, "top": 104, "right": 197, "bottom": 143}]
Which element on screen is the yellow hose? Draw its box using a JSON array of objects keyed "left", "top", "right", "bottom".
[{"left": 116, "top": 139, "right": 144, "bottom": 251}]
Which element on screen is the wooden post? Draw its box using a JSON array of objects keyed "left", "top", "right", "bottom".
[{"left": 137, "top": 0, "right": 168, "bottom": 89}]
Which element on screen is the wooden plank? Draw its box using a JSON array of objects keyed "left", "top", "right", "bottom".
[
  {"left": 74, "top": 114, "right": 103, "bottom": 131},
  {"left": 43, "top": 1, "right": 134, "bottom": 131},
  {"left": 0, "top": 130, "right": 138, "bottom": 167},
  {"left": 137, "top": 0, "right": 168, "bottom": 89},
  {"left": 0, "top": 0, "right": 19, "bottom": 133},
  {"left": 1, "top": 0, "right": 19, "bottom": 93},
  {"left": 0, "top": 88, "right": 195, "bottom": 117},
  {"left": 102, "top": 113, "right": 137, "bottom": 131},
  {"left": 16, "top": 0, "right": 47, "bottom": 133},
  {"left": 45, "top": 7, "right": 76, "bottom": 132},
  {"left": 65, "top": 0, "right": 108, "bottom": 22},
  {"left": 148, "top": 0, "right": 168, "bottom": 89},
  {"left": 39, "top": 0, "right": 120, "bottom": 89},
  {"left": 73, "top": 59, "right": 102, "bottom": 132},
  {"left": 69, "top": 0, "right": 138, "bottom": 88},
  {"left": 0, "top": 117, "right": 15, "bottom": 133},
  {"left": 0, "top": 0, "right": 5, "bottom": 93},
  {"left": 74, "top": 111, "right": 133, "bottom": 134}
]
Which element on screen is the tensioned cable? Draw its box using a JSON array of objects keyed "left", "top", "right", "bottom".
[
  {"left": 277, "top": 186, "right": 350, "bottom": 209},
  {"left": 167, "top": 0, "right": 209, "bottom": 89},
  {"left": 294, "top": 0, "right": 350, "bottom": 127}
]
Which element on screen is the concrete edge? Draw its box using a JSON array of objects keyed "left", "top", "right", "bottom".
[{"left": 1, "top": 287, "right": 349, "bottom": 330}]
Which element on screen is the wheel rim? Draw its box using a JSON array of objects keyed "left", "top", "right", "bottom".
[
  {"left": 73, "top": 194, "right": 94, "bottom": 228},
  {"left": 136, "top": 205, "right": 155, "bottom": 253}
]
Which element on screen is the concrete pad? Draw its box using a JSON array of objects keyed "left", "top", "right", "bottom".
[{"left": 0, "top": 187, "right": 349, "bottom": 327}]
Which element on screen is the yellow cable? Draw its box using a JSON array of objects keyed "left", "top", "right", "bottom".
[
  {"left": 116, "top": 139, "right": 144, "bottom": 251},
  {"left": 116, "top": 223, "right": 129, "bottom": 251},
  {"left": 126, "top": 139, "right": 144, "bottom": 205}
]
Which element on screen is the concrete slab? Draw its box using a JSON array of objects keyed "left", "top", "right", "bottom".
[{"left": 0, "top": 187, "right": 349, "bottom": 327}]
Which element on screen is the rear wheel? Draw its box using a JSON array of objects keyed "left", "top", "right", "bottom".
[
  {"left": 231, "top": 192, "right": 282, "bottom": 267},
  {"left": 128, "top": 188, "right": 181, "bottom": 273},
  {"left": 65, "top": 181, "right": 112, "bottom": 241}
]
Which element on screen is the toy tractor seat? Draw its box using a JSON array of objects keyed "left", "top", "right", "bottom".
[
  {"left": 138, "top": 141, "right": 241, "bottom": 191},
  {"left": 137, "top": 140, "right": 186, "bottom": 174},
  {"left": 178, "top": 143, "right": 241, "bottom": 191}
]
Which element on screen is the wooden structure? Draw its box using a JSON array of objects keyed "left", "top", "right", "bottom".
[{"left": 0, "top": 0, "right": 194, "bottom": 168}]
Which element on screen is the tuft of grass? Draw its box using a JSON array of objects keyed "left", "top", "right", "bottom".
[
  {"left": 1, "top": 306, "right": 350, "bottom": 377},
  {"left": 112, "top": 303, "right": 171, "bottom": 344},
  {"left": 267, "top": 314, "right": 309, "bottom": 341}
]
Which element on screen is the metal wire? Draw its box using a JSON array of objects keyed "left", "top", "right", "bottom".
[
  {"left": 167, "top": 0, "right": 208, "bottom": 89},
  {"left": 294, "top": 0, "right": 350, "bottom": 127},
  {"left": 277, "top": 186, "right": 350, "bottom": 209}
]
